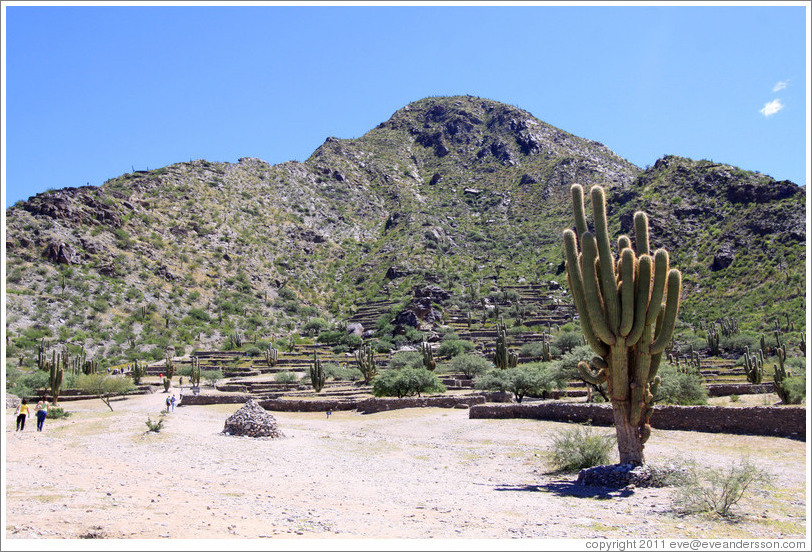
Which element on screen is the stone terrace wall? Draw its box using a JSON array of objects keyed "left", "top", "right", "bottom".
[
  {"left": 469, "top": 403, "right": 806, "bottom": 440},
  {"left": 179, "top": 393, "right": 487, "bottom": 414}
]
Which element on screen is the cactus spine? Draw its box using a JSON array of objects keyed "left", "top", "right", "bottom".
[
  {"left": 421, "top": 341, "right": 436, "bottom": 371},
  {"left": 309, "top": 351, "right": 325, "bottom": 393},
  {"left": 563, "top": 184, "right": 682, "bottom": 466},
  {"left": 355, "top": 342, "right": 377, "bottom": 384}
]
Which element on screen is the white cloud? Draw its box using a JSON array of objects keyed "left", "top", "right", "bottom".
[
  {"left": 760, "top": 99, "right": 784, "bottom": 117},
  {"left": 773, "top": 80, "right": 789, "bottom": 92}
]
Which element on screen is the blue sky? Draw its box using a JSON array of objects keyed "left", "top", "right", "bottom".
[{"left": 3, "top": 2, "right": 809, "bottom": 209}]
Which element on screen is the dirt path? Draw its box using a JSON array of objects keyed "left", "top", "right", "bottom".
[{"left": 3, "top": 392, "right": 807, "bottom": 542}]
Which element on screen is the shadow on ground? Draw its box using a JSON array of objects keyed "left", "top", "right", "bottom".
[{"left": 493, "top": 479, "right": 635, "bottom": 499}]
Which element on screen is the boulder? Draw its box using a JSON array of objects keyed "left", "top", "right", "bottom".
[{"left": 222, "top": 399, "right": 285, "bottom": 438}]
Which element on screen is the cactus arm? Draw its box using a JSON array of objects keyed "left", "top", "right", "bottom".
[
  {"left": 634, "top": 211, "right": 650, "bottom": 256},
  {"left": 618, "top": 247, "right": 636, "bottom": 337},
  {"left": 577, "top": 359, "right": 608, "bottom": 386},
  {"left": 650, "top": 269, "right": 682, "bottom": 355},
  {"left": 645, "top": 249, "right": 669, "bottom": 326},
  {"left": 579, "top": 232, "right": 616, "bottom": 345},
  {"left": 571, "top": 184, "right": 589, "bottom": 249},
  {"left": 626, "top": 254, "right": 653, "bottom": 347},
  {"left": 563, "top": 230, "right": 609, "bottom": 356},
  {"left": 590, "top": 186, "right": 620, "bottom": 334}
]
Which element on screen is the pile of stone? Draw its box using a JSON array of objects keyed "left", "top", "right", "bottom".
[
  {"left": 576, "top": 463, "right": 687, "bottom": 489},
  {"left": 222, "top": 399, "right": 285, "bottom": 438}
]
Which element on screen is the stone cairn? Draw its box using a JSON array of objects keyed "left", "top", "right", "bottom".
[
  {"left": 576, "top": 462, "right": 688, "bottom": 489},
  {"left": 222, "top": 399, "right": 285, "bottom": 438}
]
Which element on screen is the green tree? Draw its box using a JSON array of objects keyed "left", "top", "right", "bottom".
[
  {"left": 75, "top": 373, "right": 135, "bottom": 411},
  {"left": 475, "top": 364, "right": 555, "bottom": 403},
  {"left": 445, "top": 353, "right": 492, "bottom": 378},
  {"left": 372, "top": 367, "right": 447, "bottom": 398}
]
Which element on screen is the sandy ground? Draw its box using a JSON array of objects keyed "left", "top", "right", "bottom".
[{"left": 3, "top": 391, "right": 808, "bottom": 546}]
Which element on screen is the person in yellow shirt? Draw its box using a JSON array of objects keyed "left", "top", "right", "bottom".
[{"left": 15, "top": 399, "right": 29, "bottom": 431}]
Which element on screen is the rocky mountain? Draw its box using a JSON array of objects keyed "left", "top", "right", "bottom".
[{"left": 4, "top": 95, "right": 805, "bottom": 364}]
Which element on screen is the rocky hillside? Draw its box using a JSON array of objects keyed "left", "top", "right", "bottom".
[{"left": 4, "top": 95, "right": 805, "bottom": 366}]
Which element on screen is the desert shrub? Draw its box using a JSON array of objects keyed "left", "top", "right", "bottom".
[
  {"left": 323, "top": 363, "right": 360, "bottom": 382},
  {"left": 388, "top": 351, "right": 423, "bottom": 370},
  {"left": 75, "top": 373, "right": 135, "bottom": 411},
  {"left": 719, "top": 332, "right": 759, "bottom": 356},
  {"left": 445, "top": 353, "right": 492, "bottom": 378},
  {"left": 548, "top": 424, "right": 616, "bottom": 473},
  {"left": 436, "top": 339, "right": 475, "bottom": 358},
  {"left": 145, "top": 414, "right": 166, "bottom": 433},
  {"left": 775, "top": 368, "right": 806, "bottom": 405},
  {"left": 316, "top": 330, "right": 344, "bottom": 345},
  {"left": 201, "top": 369, "right": 223, "bottom": 387},
  {"left": 6, "top": 367, "right": 49, "bottom": 399},
  {"left": 671, "top": 458, "right": 772, "bottom": 517},
  {"left": 655, "top": 362, "right": 708, "bottom": 405},
  {"left": 47, "top": 406, "right": 70, "bottom": 419},
  {"left": 374, "top": 338, "right": 394, "bottom": 354},
  {"left": 552, "top": 331, "right": 584, "bottom": 355},
  {"left": 372, "top": 367, "right": 446, "bottom": 398},
  {"left": 547, "top": 345, "right": 595, "bottom": 388},
  {"left": 474, "top": 363, "right": 555, "bottom": 403},
  {"left": 520, "top": 341, "right": 547, "bottom": 360},
  {"left": 302, "top": 318, "right": 328, "bottom": 336},
  {"left": 243, "top": 345, "right": 263, "bottom": 357},
  {"left": 274, "top": 371, "right": 299, "bottom": 384}
]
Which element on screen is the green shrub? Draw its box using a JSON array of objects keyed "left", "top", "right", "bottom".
[
  {"left": 671, "top": 458, "right": 772, "bottom": 517},
  {"left": 201, "top": 369, "right": 223, "bottom": 387},
  {"left": 436, "top": 339, "right": 475, "bottom": 358},
  {"left": 548, "top": 424, "right": 616, "bottom": 473},
  {"left": 445, "top": 353, "right": 492, "bottom": 378},
  {"left": 388, "top": 351, "right": 423, "bottom": 370},
  {"left": 274, "top": 371, "right": 298, "bottom": 384},
  {"left": 47, "top": 406, "right": 70, "bottom": 419},
  {"left": 474, "top": 364, "right": 555, "bottom": 403},
  {"left": 145, "top": 414, "right": 166, "bottom": 433},
  {"left": 552, "top": 331, "right": 584, "bottom": 355},
  {"left": 372, "top": 367, "right": 446, "bottom": 398},
  {"left": 323, "top": 363, "right": 360, "bottom": 382},
  {"left": 655, "top": 362, "right": 708, "bottom": 405},
  {"left": 720, "top": 333, "right": 759, "bottom": 356}
]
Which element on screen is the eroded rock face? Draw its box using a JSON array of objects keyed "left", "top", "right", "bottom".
[{"left": 222, "top": 399, "right": 284, "bottom": 438}]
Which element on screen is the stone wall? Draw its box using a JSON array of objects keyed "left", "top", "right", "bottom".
[
  {"left": 469, "top": 403, "right": 805, "bottom": 440},
  {"left": 706, "top": 382, "right": 774, "bottom": 397},
  {"left": 179, "top": 393, "right": 489, "bottom": 413}
]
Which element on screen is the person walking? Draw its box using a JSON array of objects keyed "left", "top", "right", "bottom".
[
  {"left": 165, "top": 395, "right": 171, "bottom": 413},
  {"left": 170, "top": 395, "right": 176, "bottom": 412},
  {"left": 15, "top": 399, "right": 30, "bottom": 431},
  {"left": 35, "top": 399, "right": 49, "bottom": 431}
]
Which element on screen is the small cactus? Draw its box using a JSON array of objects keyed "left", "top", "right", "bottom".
[
  {"left": 421, "top": 341, "right": 436, "bottom": 371},
  {"left": 264, "top": 345, "right": 279, "bottom": 368},
  {"left": 309, "top": 352, "right": 325, "bottom": 393},
  {"left": 355, "top": 342, "right": 377, "bottom": 384},
  {"left": 743, "top": 345, "right": 764, "bottom": 384}
]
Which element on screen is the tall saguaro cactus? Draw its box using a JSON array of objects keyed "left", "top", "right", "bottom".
[{"left": 563, "top": 184, "right": 682, "bottom": 465}]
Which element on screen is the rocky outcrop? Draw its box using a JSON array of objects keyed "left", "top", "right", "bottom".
[{"left": 222, "top": 399, "right": 285, "bottom": 438}]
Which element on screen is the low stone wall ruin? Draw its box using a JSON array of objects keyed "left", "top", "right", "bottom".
[
  {"left": 179, "top": 393, "right": 488, "bottom": 413},
  {"left": 468, "top": 402, "right": 806, "bottom": 440}
]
